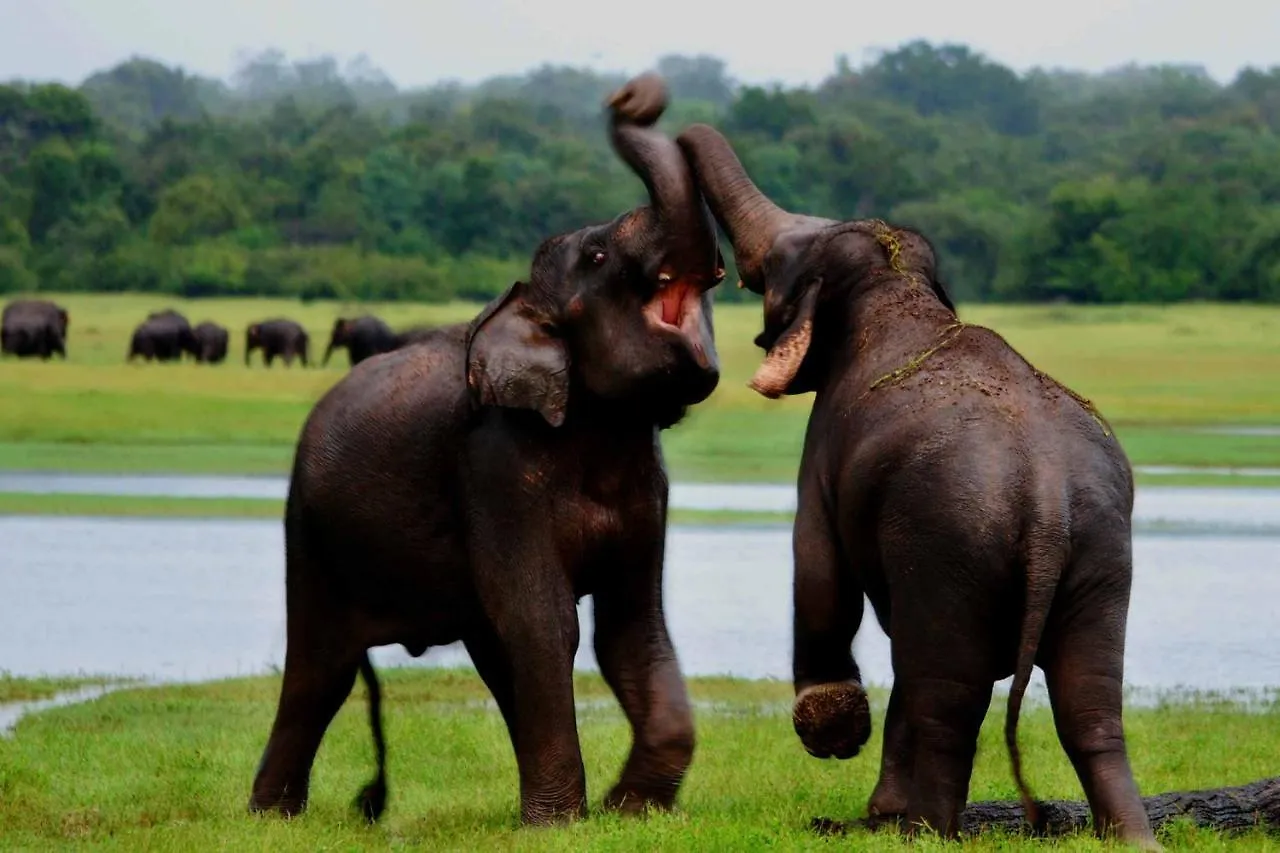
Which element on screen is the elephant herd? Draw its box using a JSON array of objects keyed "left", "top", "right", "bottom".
[
  {"left": 246, "top": 73, "right": 1162, "bottom": 850},
  {"left": 1, "top": 300, "right": 437, "bottom": 370}
]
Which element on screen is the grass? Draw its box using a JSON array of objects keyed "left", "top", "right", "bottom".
[
  {"left": 0, "top": 492, "right": 798, "bottom": 526},
  {"left": 0, "top": 674, "right": 125, "bottom": 704},
  {"left": 0, "top": 668, "right": 1276, "bottom": 850},
  {"left": 1, "top": 295, "right": 1279, "bottom": 482}
]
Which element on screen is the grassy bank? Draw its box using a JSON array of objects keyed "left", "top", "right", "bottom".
[
  {"left": 0, "top": 674, "right": 125, "bottom": 704},
  {"left": 2, "top": 295, "right": 1279, "bottom": 481},
  {"left": 0, "top": 492, "right": 799, "bottom": 525},
  {"left": 0, "top": 669, "right": 1276, "bottom": 850}
]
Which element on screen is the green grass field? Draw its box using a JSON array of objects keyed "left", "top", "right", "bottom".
[
  {"left": 1, "top": 669, "right": 1277, "bottom": 850},
  {"left": 2, "top": 294, "right": 1279, "bottom": 482}
]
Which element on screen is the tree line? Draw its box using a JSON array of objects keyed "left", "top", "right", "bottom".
[{"left": 2, "top": 43, "right": 1279, "bottom": 305}]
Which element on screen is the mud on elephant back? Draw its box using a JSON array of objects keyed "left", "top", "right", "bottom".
[
  {"left": 247, "top": 70, "right": 725, "bottom": 830},
  {"left": 678, "top": 121, "right": 1168, "bottom": 849}
]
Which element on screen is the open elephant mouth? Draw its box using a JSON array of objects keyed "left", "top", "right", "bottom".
[
  {"left": 642, "top": 277, "right": 715, "bottom": 373},
  {"left": 644, "top": 279, "right": 698, "bottom": 331}
]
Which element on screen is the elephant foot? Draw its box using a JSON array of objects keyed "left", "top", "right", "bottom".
[
  {"left": 354, "top": 778, "right": 387, "bottom": 823},
  {"left": 792, "top": 681, "right": 872, "bottom": 759},
  {"left": 867, "top": 776, "right": 910, "bottom": 823},
  {"left": 603, "top": 783, "right": 676, "bottom": 816},
  {"left": 247, "top": 790, "right": 307, "bottom": 818}
]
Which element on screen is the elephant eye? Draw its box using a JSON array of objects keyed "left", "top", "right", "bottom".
[{"left": 590, "top": 251, "right": 606, "bottom": 266}]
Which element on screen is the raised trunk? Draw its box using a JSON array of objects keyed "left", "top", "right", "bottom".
[
  {"left": 676, "top": 123, "right": 799, "bottom": 289},
  {"left": 810, "top": 776, "right": 1280, "bottom": 839},
  {"left": 606, "top": 75, "right": 718, "bottom": 281}
]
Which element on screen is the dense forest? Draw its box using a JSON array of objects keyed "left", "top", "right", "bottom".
[{"left": 2, "top": 44, "right": 1279, "bottom": 305}]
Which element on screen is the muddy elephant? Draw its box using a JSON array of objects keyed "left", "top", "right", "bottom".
[
  {"left": 677, "top": 123, "right": 1158, "bottom": 850},
  {"left": 246, "top": 319, "right": 309, "bottom": 367},
  {"left": 192, "top": 321, "right": 229, "bottom": 364},
  {"left": 322, "top": 315, "right": 396, "bottom": 367},
  {"left": 1, "top": 299, "right": 68, "bottom": 359},
  {"left": 128, "top": 309, "right": 197, "bottom": 362},
  {"left": 248, "top": 73, "right": 725, "bottom": 828}
]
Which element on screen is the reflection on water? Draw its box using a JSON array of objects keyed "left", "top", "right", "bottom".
[{"left": 1, "top": 517, "right": 1277, "bottom": 694}]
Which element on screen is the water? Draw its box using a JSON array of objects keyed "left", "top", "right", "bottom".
[{"left": 1, "top": 515, "right": 1277, "bottom": 694}]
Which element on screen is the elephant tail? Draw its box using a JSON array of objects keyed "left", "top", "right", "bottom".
[
  {"left": 1005, "top": 517, "right": 1067, "bottom": 835},
  {"left": 354, "top": 652, "right": 388, "bottom": 822}
]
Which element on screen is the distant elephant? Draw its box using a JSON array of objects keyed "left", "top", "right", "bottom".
[
  {"left": 1, "top": 299, "right": 68, "bottom": 360},
  {"left": 248, "top": 73, "right": 725, "bottom": 829},
  {"left": 322, "top": 315, "right": 396, "bottom": 367},
  {"left": 192, "top": 321, "right": 229, "bottom": 364},
  {"left": 127, "top": 309, "right": 197, "bottom": 362},
  {"left": 678, "top": 123, "right": 1159, "bottom": 850},
  {"left": 246, "top": 319, "right": 309, "bottom": 367}
]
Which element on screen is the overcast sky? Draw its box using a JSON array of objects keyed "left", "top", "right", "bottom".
[{"left": 2, "top": 0, "right": 1277, "bottom": 88}]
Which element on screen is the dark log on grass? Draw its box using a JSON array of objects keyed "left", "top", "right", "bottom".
[{"left": 811, "top": 776, "right": 1280, "bottom": 838}]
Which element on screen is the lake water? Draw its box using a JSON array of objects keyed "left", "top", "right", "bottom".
[{"left": 2, "top": 506, "right": 1278, "bottom": 696}]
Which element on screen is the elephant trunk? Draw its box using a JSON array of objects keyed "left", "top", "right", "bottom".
[
  {"left": 322, "top": 340, "right": 335, "bottom": 366},
  {"left": 607, "top": 73, "right": 720, "bottom": 286},
  {"left": 676, "top": 123, "right": 797, "bottom": 291}
]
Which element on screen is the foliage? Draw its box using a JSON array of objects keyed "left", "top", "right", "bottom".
[{"left": 2, "top": 44, "right": 1280, "bottom": 303}]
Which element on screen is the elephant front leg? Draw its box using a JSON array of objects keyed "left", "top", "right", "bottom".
[
  {"left": 791, "top": 484, "right": 871, "bottom": 761},
  {"left": 593, "top": 540, "right": 695, "bottom": 814},
  {"left": 472, "top": 538, "right": 587, "bottom": 826}
]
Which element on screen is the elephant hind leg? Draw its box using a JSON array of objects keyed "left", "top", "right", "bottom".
[
  {"left": 249, "top": 625, "right": 360, "bottom": 817},
  {"left": 1041, "top": 559, "right": 1157, "bottom": 848}
]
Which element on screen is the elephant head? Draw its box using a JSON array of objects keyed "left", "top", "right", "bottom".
[
  {"left": 465, "top": 73, "right": 726, "bottom": 429},
  {"left": 245, "top": 323, "right": 262, "bottom": 366},
  {"left": 676, "top": 124, "right": 955, "bottom": 398},
  {"left": 323, "top": 318, "right": 352, "bottom": 366}
]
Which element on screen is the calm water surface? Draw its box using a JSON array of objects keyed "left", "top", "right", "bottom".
[{"left": 2, "top": 515, "right": 1277, "bottom": 694}]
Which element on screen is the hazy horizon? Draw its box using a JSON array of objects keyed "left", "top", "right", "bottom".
[{"left": 2, "top": 0, "right": 1278, "bottom": 89}]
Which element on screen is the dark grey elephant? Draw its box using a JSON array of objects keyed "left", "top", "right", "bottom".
[
  {"left": 677, "top": 123, "right": 1159, "bottom": 850},
  {"left": 1, "top": 299, "right": 68, "bottom": 359},
  {"left": 322, "top": 315, "right": 395, "bottom": 367},
  {"left": 127, "top": 309, "right": 197, "bottom": 362},
  {"left": 248, "top": 72, "right": 725, "bottom": 829},
  {"left": 246, "top": 319, "right": 309, "bottom": 367},
  {"left": 192, "top": 321, "right": 229, "bottom": 364}
]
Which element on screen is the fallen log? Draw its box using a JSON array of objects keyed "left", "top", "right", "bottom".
[{"left": 810, "top": 776, "right": 1280, "bottom": 838}]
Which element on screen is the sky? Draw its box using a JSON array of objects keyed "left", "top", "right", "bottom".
[{"left": 1, "top": 0, "right": 1277, "bottom": 88}]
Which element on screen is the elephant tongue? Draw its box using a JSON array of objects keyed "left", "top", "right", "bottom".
[{"left": 659, "top": 282, "right": 692, "bottom": 326}]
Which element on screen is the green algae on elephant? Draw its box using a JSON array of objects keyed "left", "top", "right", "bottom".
[
  {"left": 248, "top": 72, "right": 725, "bottom": 828},
  {"left": 677, "top": 122, "right": 1160, "bottom": 850}
]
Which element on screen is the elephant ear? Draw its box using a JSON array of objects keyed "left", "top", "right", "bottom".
[{"left": 465, "top": 281, "right": 570, "bottom": 427}]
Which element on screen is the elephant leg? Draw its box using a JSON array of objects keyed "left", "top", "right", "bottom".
[
  {"left": 790, "top": 478, "right": 870, "bottom": 762},
  {"left": 593, "top": 537, "right": 695, "bottom": 814},
  {"left": 866, "top": 680, "right": 914, "bottom": 824},
  {"left": 249, "top": 638, "right": 360, "bottom": 816},
  {"left": 266, "top": 351, "right": 276, "bottom": 367},
  {"left": 1042, "top": 552, "right": 1157, "bottom": 849},
  {"left": 471, "top": 537, "right": 586, "bottom": 825},
  {"left": 463, "top": 630, "right": 517, "bottom": 736}
]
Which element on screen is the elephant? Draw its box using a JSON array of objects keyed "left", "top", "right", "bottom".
[
  {"left": 127, "top": 309, "right": 197, "bottom": 362},
  {"left": 676, "top": 123, "right": 1158, "bottom": 849},
  {"left": 248, "top": 72, "right": 725, "bottom": 829},
  {"left": 246, "top": 319, "right": 309, "bottom": 367},
  {"left": 192, "top": 321, "right": 229, "bottom": 364},
  {"left": 322, "top": 315, "right": 396, "bottom": 367},
  {"left": 1, "top": 299, "right": 68, "bottom": 359}
]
